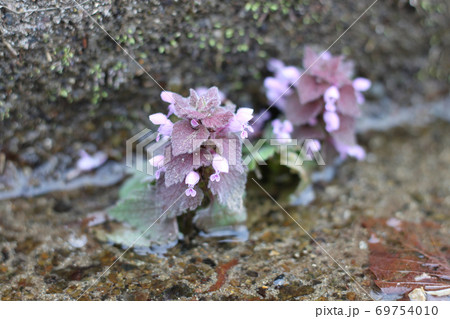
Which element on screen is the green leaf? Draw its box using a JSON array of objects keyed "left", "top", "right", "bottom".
[
  {"left": 118, "top": 171, "right": 150, "bottom": 199},
  {"left": 258, "top": 145, "right": 276, "bottom": 161},
  {"left": 247, "top": 158, "right": 257, "bottom": 171},
  {"left": 100, "top": 173, "right": 179, "bottom": 249},
  {"left": 193, "top": 199, "right": 248, "bottom": 241}
]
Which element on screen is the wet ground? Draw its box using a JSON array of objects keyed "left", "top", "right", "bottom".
[{"left": 0, "top": 120, "right": 448, "bottom": 301}]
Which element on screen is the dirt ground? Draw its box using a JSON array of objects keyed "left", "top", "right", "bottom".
[{"left": 0, "top": 120, "right": 448, "bottom": 300}]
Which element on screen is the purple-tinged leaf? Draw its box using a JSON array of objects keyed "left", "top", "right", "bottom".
[
  {"left": 173, "top": 92, "right": 205, "bottom": 120},
  {"left": 336, "top": 85, "right": 360, "bottom": 116},
  {"left": 284, "top": 96, "right": 323, "bottom": 126},
  {"left": 292, "top": 125, "right": 326, "bottom": 142},
  {"left": 164, "top": 150, "right": 212, "bottom": 187},
  {"left": 303, "top": 46, "right": 318, "bottom": 70},
  {"left": 338, "top": 60, "right": 355, "bottom": 84},
  {"left": 157, "top": 177, "right": 204, "bottom": 217},
  {"left": 171, "top": 120, "right": 210, "bottom": 156},
  {"left": 202, "top": 108, "right": 234, "bottom": 130},
  {"left": 330, "top": 115, "right": 357, "bottom": 146},
  {"left": 296, "top": 74, "right": 329, "bottom": 105},
  {"left": 189, "top": 89, "right": 200, "bottom": 108},
  {"left": 302, "top": 47, "right": 354, "bottom": 87},
  {"left": 214, "top": 132, "right": 243, "bottom": 172},
  {"left": 201, "top": 86, "right": 221, "bottom": 111},
  {"left": 208, "top": 165, "right": 246, "bottom": 212},
  {"left": 223, "top": 101, "right": 237, "bottom": 113},
  {"left": 309, "top": 56, "right": 341, "bottom": 84}
]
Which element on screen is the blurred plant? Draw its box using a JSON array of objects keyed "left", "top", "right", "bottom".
[
  {"left": 256, "top": 47, "right": 371, "bottom": 204},
  {"left": 264, "top": 47, "right": 371, "bottom": 160},
  {"left": 105, "top": 87, "right": 252, "bottom": 251}
]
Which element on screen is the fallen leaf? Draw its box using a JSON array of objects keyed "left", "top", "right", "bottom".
[{"left": 363, "top": 218, "right": 450, "bottom": 300}]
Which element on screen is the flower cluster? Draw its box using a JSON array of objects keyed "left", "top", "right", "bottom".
[
  {"left": 264, "top": 47, "right": 371, "bottom": 160},
  {"left": 148, "top": 87, "right": 252, "bottom": 215}
]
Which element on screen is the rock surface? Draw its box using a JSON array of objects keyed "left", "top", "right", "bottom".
[{"left": 1, "top": 0, "right": 449, "bottom": 168}]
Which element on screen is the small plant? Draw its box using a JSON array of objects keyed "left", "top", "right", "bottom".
[
  {"left": 248, "top": 47, "right": 373, "bottom": 205},
  {"left": 106, "top": 87, "right": 253, "bottom": 251},
  {"left": 148, "top": 86, "right": 253, "bottom": 214},
  {"left": 264, "top": 46, "right": 371, "bottom": 160}
]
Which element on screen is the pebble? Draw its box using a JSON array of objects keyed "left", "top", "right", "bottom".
[
  {"left": 163, "top": 283, "right": 193, "bottom": 300},
  {"left": 278, "top": 285, "right": 315, "bottom": 300},
  {"left": 346, "top": 292, "right": 357, "bottom": 300},
  {"left": 246, "top": 270, "right": 258, "bottom": 278},
  {"left": 408, "top": 287, "right": 427, "bottom": 301},
  {"left": 359, "top": 241, "right": 368, "bottom": 250},
  {"left": 202, "top": 258, "right": 216, "bottom": 268},
  {"left": 273, "top": 274, "right": 286, "bottom": 287}
]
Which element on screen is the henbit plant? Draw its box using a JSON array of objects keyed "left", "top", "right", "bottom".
[
  {"left": 264, "top": 46, "right": 371, "bottom": 161},
  {"left": 148, "top": 86, "right": 253, "bottom": 214},
  {"left": 255, "top": 47, "right": 371, "bottom": 205},
  {"left": 105, "top": 87, "right": 254, "bottom": 252}
]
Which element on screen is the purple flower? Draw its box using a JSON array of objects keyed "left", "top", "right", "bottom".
[
  {"left": 161, "top": 91, "right": 176, "bottom": 116},
  {"left": 323, "top": 111, "right": 340, "bottom": 132},
  {"left": 304, "top": 139, "right": 321, "bottom": 158},
  {"left": 210, "top": 154, "right": 229, "bottom": 182},
  {"left": 77, "top": 150, "right": 107, "bottom": 171},
  {"left": 352, "top": 77, "right": 371, "bottom": 104},
  {"left": 324, "top": 85, "right": 340, "bottom": 104},
  {"left": 352, "top": 78, "right": 371, "bottom": 92},
  {"left": 229, "top": 107, "right": 254, "bottom": 139},
  {"left": 306, "top": 139, "right": 321, "bottom": 152},
  {"left": 190, "top": 119, "right": 200, "bottom": 128},
  {"left": 267, "top": 58, "right": 285, "bottom": 73},
  {"left": 149, "top": 155, "right": 166, "bottom": 179},
  {"left": 185, "top": 171, "right": 200, "bottom": 197},
  {"left": 149, "top": 113, "right": 174, "bottom": 141},
  {"left": 323, "top": 86, "right": 340, "bottom": 128},
  {"left": 346, "top": 145, "right": 366, "bottom": 161},
  {"left": 272, "top": 119, "right": 293, "bottom": 140},
  {"left": 334, "top": 142, "right": 366, "bottom": 161},
  {"left": 264, "top": 59, "right": 302, "bottom": 111}
]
